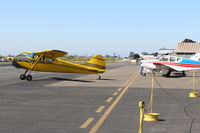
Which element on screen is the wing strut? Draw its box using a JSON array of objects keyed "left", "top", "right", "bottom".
[{"left": 30, "top": 53, "right": 44, "bottom": 70}]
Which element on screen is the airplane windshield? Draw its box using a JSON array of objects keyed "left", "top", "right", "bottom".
[{"left": 27, "top": 53, "right": 36, "bottom": 59}]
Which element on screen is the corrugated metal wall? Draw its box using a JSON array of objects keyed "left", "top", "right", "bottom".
[{"left": 175, "top": 43, "right": 200, "bottom": 53}]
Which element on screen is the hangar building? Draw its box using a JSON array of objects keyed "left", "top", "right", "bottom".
[{"left": 175, "top": 42, "right": 200, "bottom": 58}]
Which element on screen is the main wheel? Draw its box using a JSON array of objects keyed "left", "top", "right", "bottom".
[
  {"left": 20, "top": 74, "right": 26, "bottom": 80},
  {"left": 182, "top": 71, "right": 186, "bottom": 76},
  {"left": 26, "top": 75, "right": 32, "bottom": 81},
  {"left": 163, "top": 71, "right": 171, "bottom": 77}
]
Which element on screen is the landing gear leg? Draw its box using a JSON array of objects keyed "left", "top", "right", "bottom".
[
  {"left": 164, "top": 71, "right": 171, "bottom": 77},
  {"left": 24, "top": 69, "right": 28, "bottom": 75},
  {"left": 97, "top": 74, "right": 101, "bottom": 80},
  {"left": 20, "top": 70, "right": 29, "bottom": 80}
]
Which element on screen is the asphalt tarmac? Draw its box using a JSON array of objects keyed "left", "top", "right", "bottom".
[{"left": 0, "top": 63, "right": 200, "bottom": 133}]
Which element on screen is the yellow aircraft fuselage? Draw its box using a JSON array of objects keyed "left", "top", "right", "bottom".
[{"left": 13, "top": 58, "right": 105, "bottom": 74}]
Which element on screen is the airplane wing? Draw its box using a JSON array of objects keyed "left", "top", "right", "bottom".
[
  {"left": 33, "top": 50, "right": 68, "bottom": 58},
  {"left": 153, "top": 62, "right": 200, "bottom": 71},
  {"left": 152, "top": 62, "right": 176, "bottom": 71},
  {"left": 22, "top": 51, "right": 32, "bottom": 54},
  {"left": 162, "top": 64, "right": 185, "bottom": 71}
]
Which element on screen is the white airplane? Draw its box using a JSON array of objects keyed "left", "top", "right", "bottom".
[{"left": 140, "top": 53, "right": 200, "bottom": 77}]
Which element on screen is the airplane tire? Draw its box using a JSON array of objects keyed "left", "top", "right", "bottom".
[
  {"left": 26, "top": 75, "right": 32, "bottom": 81},
  {"left": 20, "top": 74, "right": 26, "bottom": 80},
  {"left": 182, "top": 71, "right": 186, "bottom": 76},
  {"left": 163, "top": 71, "right": 171, "bottom": 77}
]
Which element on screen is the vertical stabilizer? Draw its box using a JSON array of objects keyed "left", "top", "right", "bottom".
[{"left": 87, "top": 55, "right": 106, "bottom": 70}]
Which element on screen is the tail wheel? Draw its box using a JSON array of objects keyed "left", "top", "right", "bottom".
[
  {"left": 97, "top": 74, "right": 101, "bottom": 80},
  {"left": 20, "top": 74, "right": 26, "bottom": 80},
  {"left": 26, "top": 75, "right": 32, "bottom": 81}
]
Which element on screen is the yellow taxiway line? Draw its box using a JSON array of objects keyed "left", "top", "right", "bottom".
[
  {"left": 88, "top": 71, "right": 139, "bottom": 133},
  {"left": 112, "top": 92, "right": 118, "bottom": 96},
  {"left": 80, "top": 118, "right": 95, "bottom": 128},
  {"left": 96, "top": 106, "right": 105, "bottom": 113},
  {"left": 106, "top": 97, "right": 113, "bottom": 103},
  {"left": 117, "top": 88, "right": 122, "bottom": 91}
]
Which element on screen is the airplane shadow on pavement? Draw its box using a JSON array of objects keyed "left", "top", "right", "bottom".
[
  {"left": 98, "top": 78, "right": 115, "bottom": 80},
  {"left": 51, "top": 77, "right": 116, "bottom": 82},
  {"left": 30, "top": 77, "right": 115, "bottom": 83},
  {"left": 51, "top": 77, "right": 115, "bottom": 82},
  {"left": 50, "top": 77, "right": 94, "bottom": 82}
]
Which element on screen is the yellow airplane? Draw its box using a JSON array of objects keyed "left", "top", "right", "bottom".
[
  {"left": 6, "top": 56, "right": 14, "bottom": 61},
  {"left": 12, "top": 50, "right": 106, "bottom": 81}
]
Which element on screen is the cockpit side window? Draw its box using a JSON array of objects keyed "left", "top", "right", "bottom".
[
  {"left": 45, "top": 58, "right": 54, "bottom": 62},
  {"left": 160, "top": 57, "right": 169, "bottom": 61},
  {"left": 38, "top": 57, "right": 54, "bottom": 63},
  {"left": 170, "top": 57, "right": 176, "bottom": 62},
  {"left": 177, "top": 58, "right": 181, "bottom": 62}
]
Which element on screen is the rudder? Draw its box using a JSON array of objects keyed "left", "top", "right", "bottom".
[{"left": 87, "top": 55, "right": 106, "bottom": 70}]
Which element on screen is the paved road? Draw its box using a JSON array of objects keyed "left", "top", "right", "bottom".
[{"left": 0, "top": 63, "right": 200, "bottom": 133}]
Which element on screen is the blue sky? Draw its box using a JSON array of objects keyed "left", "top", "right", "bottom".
[{"left": 0, "top": 0, "right": 200, "bottom": 57}]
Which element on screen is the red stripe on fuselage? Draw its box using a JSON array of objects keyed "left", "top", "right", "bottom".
[{"left": 144, "top": 61, "right": 200, "bottom": 68}]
